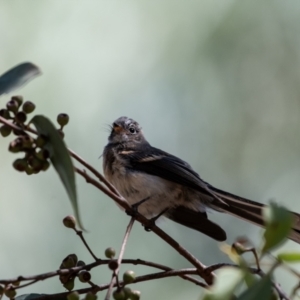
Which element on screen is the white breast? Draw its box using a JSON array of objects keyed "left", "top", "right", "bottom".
[{"left": 103, "top": 151, "right": 184, "bottom": 218}]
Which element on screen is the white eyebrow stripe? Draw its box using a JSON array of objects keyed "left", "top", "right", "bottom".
[
  {"left": 139, "top": 155, "right": 163, "bottom": 162},
  {"left": 119, "top": 150, "right": 135, "bottom": 155}
]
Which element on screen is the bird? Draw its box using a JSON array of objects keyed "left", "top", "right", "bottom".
[{"left": 102, "top": 116, "right": 300, "bottom": 243}]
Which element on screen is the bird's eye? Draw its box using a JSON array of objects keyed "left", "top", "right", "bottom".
[{"left": 129, "top": 127, "right": 136, "bottom": 134}]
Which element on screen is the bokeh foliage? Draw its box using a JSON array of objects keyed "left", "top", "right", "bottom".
[{"left": 1, "top": 1, "right": 300, "bottom": 299}]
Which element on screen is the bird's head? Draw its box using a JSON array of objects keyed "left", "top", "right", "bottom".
[{"left": 108, "top": 116, "right": 147, "bottom": 146}]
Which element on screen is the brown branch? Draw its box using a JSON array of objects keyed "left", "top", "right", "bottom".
[
  {"left": 75, "top": 167, "right": 214, "bottom": 284},
  {"left": 75, "top": 168, "right": 131, "bottom": 210},
  {"left": 15, "top": 279, "right": 40, "bottom": 290},
  {"left": 0, "top": 116, "right": 216, "bottom": 285},
  {"left": 32, "top": 268, "right": 206, "bottom": 300},
  {"left": 69, "top": 149, "right": 120, "bottom": 196},
  {"left": 0, "top": 116, "right": 39, "bottom": 136},
  {"left": 105, "top": 218, "right": 135, "bottom": 300},
  {"left": 0, "top": 116, "right": 214, "bottom": 284},
  {"left": 0, "top": 258, "right": 202, "bottom": 287},
  {"left": 204, "top": 263, "right": 262, "bottom": 275},
  {"left": 1, "top": 111, "right": 292, "bottom": 299}
]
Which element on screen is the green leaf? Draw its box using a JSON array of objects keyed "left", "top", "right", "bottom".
[
  {"left": 202, "top": 267, "right": 245, "bottom": 300},
  {"left": 30, "top": 115, "right": 84, "bottom": 230},
  {"left": 237, "top": 274, "right": 272, "bottom": 300},
  {"left": 0, "top": 62, "right": 41, "bottom": 95},
  {"left": 244, "top": 271, "right": 258, "bottom": 288},
  {"left": 16, "top": 294, "right": 45, "bottom": 300},
  {"left": 16, "top": 294, "right": 67, "bottom": 300},
  {"left": 262, "top": 202, "right": 293, "bottom": 253},
  {"left": 277, "top": 252, "right": 300, "bottom": 262}
]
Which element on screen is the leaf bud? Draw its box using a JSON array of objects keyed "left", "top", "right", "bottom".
[
  {"left": 0, "top": 125, "right": 12, "bottom": 137},
  {"left": 130, "top": 290, "right": 141, "bottom": 300},
  {"left": 6, "top": 99, "right": 19, "bottom": 113},
  {"left": 35, "top": 135, "right": 47, "bottom": 147},
  {"left": 35, "top": 148, "right": 50, "bottom": 160},
  {"left": 12, "top": 281, "right": 20, "bottom": 287},
  {"left": 123, "top": 287, "right": 132, "bottom": 298},
  {"left": 42, "top": 160, "right": 50, "bottom": 171},
  {"left": 84, "top": 292, "right": 97, "bottom": 300},
  {"left": 9, "top": 139, "right": 22, "bottom": 153},
  {"left": 25, "top": 166, "right": 34, "bottom": 175},
  {"left": 67, "top": 291, "right": 80, "bottom": 300},
  {"left": 59, "top": 275, "right": 69, "bottom": 284},
  {"left": 13, "top": 158, "right": 28, "bottom": 172},
  {"left": 15, "top": 111, "right": 27, "bottom": 123},
  {"left": 11, "top": 96, "right": 23, "bottom": 107},
  {"left": 105, "top": 247, "right": 116, "bottom": 259},
  {"left": 63, "top": 215, "right": 76, "bottom": 229},
  {"left": 112, "top": 289, "right": 126, "bottom": 300},
  {"left": 0, "top": 109, "right": 11, "bottom": 119},
  {"left": 57, "top": 113, "right": 69, "bottom": 127},
  {"left": 61, "top": 254, "right": 78, "bottom": 269},
  {"left": 123, "top": 270, "right": 136, "bottom": 284},
  {"left": 4, "top": 285, "right": 16, "bottom": 299},
  {"left": 63, "top": 278, "right": 75, "bottom": 291},
  {"left": 22, "top": 101, "right": 36, "bottom": 114},
  {"left": 77, "top": 260, "right": 86, "bottom": 267},
  {"left": 78, "top": 271, "right": 91, "bottom": 283},
  {"left": 108, "top": 260, "right": 118, "bottom": 271},
  {"left": 28, "top": 156, "right": 43, "bottom": 171}
]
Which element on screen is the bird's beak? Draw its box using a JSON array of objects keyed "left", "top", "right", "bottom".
[{"left": 113, "top": 124, "right": 123, "bottom": 134}]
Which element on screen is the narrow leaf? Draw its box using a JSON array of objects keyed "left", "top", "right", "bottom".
[
  {"left": 202, "top": 267, "right": 245, "bottom": 300},
  {"left": 277, "top": 252, "right": 300, "bottom": 263},
  {"left": 0, "top": 62, "right": 41, "bottom": 95},
  {"left": 30, "top": 115, "right": 84, "bottom": 229},
  {"left": 262, "top": 202, "right": 293, "bottom": 253},
  {"left": 16, "top": 294, "right": 45, "bottom": 300},
  {"left": 16, "top": 294, "right": 67, "bottom": 300},
  {"left": 237, "top": 274, "right": 272, "bottom": 300}
]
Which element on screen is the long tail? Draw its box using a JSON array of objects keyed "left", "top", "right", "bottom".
[{"left": 209, "top": 185, "right": 300, "bottom": 244}]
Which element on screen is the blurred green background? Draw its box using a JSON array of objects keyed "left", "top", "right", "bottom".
[{"left": 1, "top": 1, "right": 300, "bottom": 299}]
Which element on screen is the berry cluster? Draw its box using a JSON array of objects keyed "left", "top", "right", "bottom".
[
  {"left": 0, "top": 95, "right": 70, "bottom": 175},
  {"left": 0, "top": 95, "right": 35, "bottom": 137},
  {"left": 59, "top": 254, "right": 90, "bottom": 291},
  {"left": 62, "top": 216, "right": 141, "bottom": 300},
  {"left": 104, "top": 248, "right": 140, "bottom": 300}
]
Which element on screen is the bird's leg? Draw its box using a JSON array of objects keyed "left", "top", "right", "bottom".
[
  {"left": 125, "top": 196, "right": 151, "bottom": 216},
  {"left": 144, "top": 207, "right": 169, "bottom": 232}
]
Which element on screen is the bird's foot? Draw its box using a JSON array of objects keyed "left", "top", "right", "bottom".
[
  {"left": 125, "top": 196, "right": 151, "bottom": 216},
  {"left": 144, "top": 208, "right": 169, "bottom": 231}
]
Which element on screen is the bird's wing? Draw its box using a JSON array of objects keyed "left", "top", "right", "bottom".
[
  {"left": 167, "top": 206, "right": 227, "bottom": 241},
  {"left": 119, "top": 146, "right": 218, "bottom": 200}
]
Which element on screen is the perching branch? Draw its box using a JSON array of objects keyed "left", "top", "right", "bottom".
[{"left": 105, "top": 218, "right": 135, "bottom": 300}]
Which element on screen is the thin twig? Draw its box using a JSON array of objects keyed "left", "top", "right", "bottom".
[
  {"left": 257, "top": 265, "right": 290, "bottom": 300},
  {"left": 204, "top": 263, "right": 261, "bottom": 274},
  {"left": 0, "top": 258, "right": 201, "bottom": 286},
  {"left": 206, "top": 263, "right": 290, "bottom": 300},
  {"left": 105, "top": 218, "right": 135, "bottom": 300},
  {"left": 0, "top": 116, "right": 38, "bottom": 136},
  {"left": 32, "top": 268, "right": 206, "bottom": 300},
  {"left": 15, "top": 279, "right": 39, "bottom": 290},
  {"left": 73, "top": 227, "right": 99, "bottom": 261}
]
